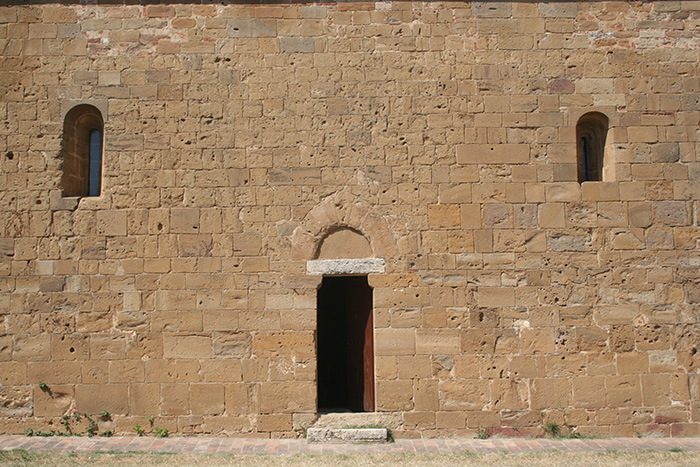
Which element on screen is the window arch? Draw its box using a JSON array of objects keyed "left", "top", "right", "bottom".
[
  {"left": 60, "top": 104, "right": 104, "bottom": 197},
  {"left": 576, "top": 112, "right": 608, "bottom": 183}
]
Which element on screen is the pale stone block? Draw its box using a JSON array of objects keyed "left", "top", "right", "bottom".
[
  {"left": 438, "top": 379, "right": 489, "bottom": 411},
  {"left": 375, "top": 328, "right": 415, "bottom": 356},
  {"left": 653, "top": 201, "right": 689, "bottom": 225},
  {"left": 610, "top": 228, "right": 645, "bottom": 249},
  {"left": 280, "top": 37, "right": 315, "bottom": 53},
  {"left": 307, "top": 428, "right": 387, "bottom": 444},
  {"left": 252, "top": 331, "right": 314, "bottom": 358},
  {"left": 415, "top": 329, "right": 460, "bottom": 355},
  {"left": 538, "top": 203, "right": 566, "bottom": 227},
  {"left": 546, "top": 182, "right": 581, "bottom": 202},
  {"left": 478, "top": 287, "right": 515, "bottom": 307},
  {"left": 376, "top": 380, "right": 414, "bottom": 411},
  {"left": 307, "top": 258, "right": 385, "bottom": 275},
  {"left": 582, "top": 182, "right": 620, "bottom": 202},
  {"left": 163, "top": 334, "right": 212, "bottom": 359},
  {"left": 170, "top": 208, "right": 200, "bottom": 233}
]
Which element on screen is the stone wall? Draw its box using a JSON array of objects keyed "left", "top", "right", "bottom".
[{"left": 1, "top": 0, "right": 699, "bottom": 438}]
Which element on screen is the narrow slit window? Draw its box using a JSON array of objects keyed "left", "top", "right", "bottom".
[
  {"left": 61, "top": 104, "right": 104, "bottom": 197},
  {"left": 88, "top": 129, "right": 102, "bottom": 197},
  {"left": 576, "top": 112, "right": 608, "bottom": 183},
  {"left": 580, "top": 136, "right": 590, "bottom": 181}
]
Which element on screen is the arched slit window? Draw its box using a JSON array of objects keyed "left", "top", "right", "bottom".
[
  {"left": 61, "top": 104, "right": 104, "bottom": 197},
  {"left": 576, "top": 112, "right": 608, "bottom": 182}
]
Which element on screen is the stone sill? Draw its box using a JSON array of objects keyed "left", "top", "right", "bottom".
[{"left": 306, "top": 427, "right": 388, "bottom": 444}]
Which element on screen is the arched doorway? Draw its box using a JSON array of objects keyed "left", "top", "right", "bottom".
[
  {"left": 313, "top": 228, "right": 376, "bottom": 412},
  {"left": 317, "top": 275, "right": 374, "bottom": 412}
]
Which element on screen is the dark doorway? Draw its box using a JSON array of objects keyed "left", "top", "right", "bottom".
[{"left": 317, "top": 276, "right": 374, "bottom": 412}]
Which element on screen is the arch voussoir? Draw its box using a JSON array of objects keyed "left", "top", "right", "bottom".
[{"left": 292, "top": 190, "right": 397, "bottom": 261}]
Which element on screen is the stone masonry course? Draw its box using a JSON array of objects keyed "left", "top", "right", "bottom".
[{"left": 0, "top": 0, "right": 699, "bottom": 439}]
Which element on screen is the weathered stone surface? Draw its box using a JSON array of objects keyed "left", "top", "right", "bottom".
[
  {"left": 0, "top": 387, "right": 32, "bottom": 416},
  {"left": 307, "top": 258, "right": 385, "bottom": 275},
  {"left": 0, "top": 0, "right": 698, "bottom": 439},
  {"left": 307, "top": 428, "right": 388, "bottom": 444},
  {"left": 212, "top": 332, "right": 251, "bottom": 358}
]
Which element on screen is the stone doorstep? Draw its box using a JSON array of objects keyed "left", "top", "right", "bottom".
[{"left": 306, "top": 427, "right": 388, "bottom": 444}]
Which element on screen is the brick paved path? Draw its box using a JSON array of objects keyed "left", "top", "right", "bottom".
[{"left": 1, "top": 435, "right": 700, "bottom": 455}]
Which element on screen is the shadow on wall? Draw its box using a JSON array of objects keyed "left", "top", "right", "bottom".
[{"left": 315, "top": 228, "right": 372, "bottom": 260}]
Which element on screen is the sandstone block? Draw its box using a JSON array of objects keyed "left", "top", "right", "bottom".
[
  {"left": 415, "top": 329, "right": 459, "bottom": 355},
  {"left": 491, "top": 379, "right": 527, "bottom": 410},
  {"left": 202, "top": 416, "right": 252, "bottom": 435},
  {"left": 190, "top": 384, "right": 225, "bottom": 415},
  {"left": 617, "top": 353, "right": 649, "bottom": 375},
  {"left": 225, "top": 383, "right": 252, "bottom": 415},
  {"left": 13, "top": 335, "right": 51, "bottom": 362},
  {"left": 438, "top": 380, "right": 489, "bottom": 411},
  {"left": 641, "top": 374, "right": 671, "bottom": 407},
  {"left": 652, "top": 142, "right": 680, "bottom": 163},
  {"left": 376, "top": 380, "right": 413, "bottom": 411},
  {"left": 428, "top": 205, "right": 461, "bottom": 229},
  {"left": 280, "top": 37, "right": 315, "bottom": 53},
  {"left": 258, "top": 414, "right": 292, "bottom": 432},
  {"left": 477, "top": 287, "right": 515, "bottom": 307},
  {"left": 212, "top": 332, "right": 251, "bottom": 358},
  {"left": 605, "top": 375, "right": 641, "bottom": 407},
  {"left": 0, "top": 387, "right": 32, "bottom": 417},
  {"left": 259, "top": 382, "right": 314, "bottom": 413},
  {"left": 252, "top": 331, "right": 314, "bottom": 358},
  {"left": 90, "top": 334, "right": 127, "bottom": 360},
  {"left": 163, "top": 334, "right": 212, "bottom": 359},
  {"left": 375, "top": 328, "right": 415, "bottom": 356},
  {"left": 33, "top": 384, "right": 73, "bottom": 417},
  {"left": 521, "top": 328, "right": 555, "bottom": 354},
  {"left": 576, "top": 326, "right": 608, "bottom": 351},
  {"left": 160, "top": 383, "right": 190, "bottom": 416},
  {"left": 129, "top": 383, "right": 159, "bottom": 416},
  {"left": 572, "top": 377, "right": 606, "bottom": 408},
  {"left": 170, "top": 208, "right": 200, "bottom": 234},
  {"left": 653, "top": 201, "right": 688, "bottom": 225},
  {"left": 538, "top": 203, "right": 565, "bottom": 227},
  {"left": 414, "top": 378, "right": 439, "bottom": 412},
  {"left": 531, "top": 378, "right": 570, "bottom": 409},
  {"left": 546, "top": 183, "right": 581, "bottom": 202},
  {"left": 610, "top": 229, "right": 645, "bottom": 250},
  {"left": 0, "top": 363, "right": 27, "bottom": 386},
  {"left": 109, "top": 360, "right": 144, "bottom": 383},
  {"left": 75, "top": 384, "right": 128, "bottom": 414},
  {"left": 200, "top": 360, "right": 243, "bottom": 383},
  {"left": 456, "top": 144, "right": 529, "bottom": 164},
  {"left": 582, "top": 182, "right": 619, "bottom": 202}
]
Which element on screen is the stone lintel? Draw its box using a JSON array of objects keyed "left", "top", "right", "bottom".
[{"left": 306, "top": 258, "right": 386, "bottom": 275}]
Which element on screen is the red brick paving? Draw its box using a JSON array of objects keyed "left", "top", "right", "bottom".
[{"left": 1, "top": 435, "right": 700, "bottom": 455}]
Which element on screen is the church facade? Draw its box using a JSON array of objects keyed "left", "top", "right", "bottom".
[{"left": 1, "top": 0, "right": 699, "bottom": 438}]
